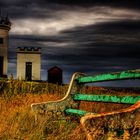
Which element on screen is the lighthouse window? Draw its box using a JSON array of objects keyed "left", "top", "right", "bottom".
[{"left": 0, "top": 38, "right": 3, "bottom": 44}]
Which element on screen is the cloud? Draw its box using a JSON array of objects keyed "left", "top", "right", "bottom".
[
  {"left": 1, "top": 0, "right": 139, "bottom": 85},
  {"left": 9, "top": 19, "right": 140, "bottom": 72},
  {"left": 1, "top": 0, "right": 140, "bottom": 20},
  {"left": 7, "top": 5, "right": 140, "bottom": 39}
]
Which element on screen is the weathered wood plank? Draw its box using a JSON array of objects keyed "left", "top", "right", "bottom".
[
  {"left": 73, "top": 94, "right": 140, "bottom": 104},
  {"left": 77, "top": 69, "right": 140, "bottom": 84},
  {"left": 65, "top": 108, "right": 88, "bottom": 116}
]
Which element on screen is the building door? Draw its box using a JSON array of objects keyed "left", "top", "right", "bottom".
[
  {"left": 0, "top": 56, "right": 4, "bottom": 77},
  {"left": 25, "top": 62, "right": 32, "bottom": 81}
]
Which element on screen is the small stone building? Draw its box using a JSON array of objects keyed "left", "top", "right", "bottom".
[
  {"left": 17, "top": 47, "right": 41, "bottom": 81},
  {"left": 0, "top": 13, "right": 11, "bottom": 78},
  {"left": 48, "top": 66, "right": 63, "bottom": 85}
]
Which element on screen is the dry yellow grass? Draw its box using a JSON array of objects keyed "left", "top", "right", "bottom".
[
  {"left": 0, "top": 94, "right": 57, "bottom": 138},
  {"left": 0, "top": 81, "right": 139, "bottom": 139},
  {"left": 0, "top": 93, "right": 86, "bottom": 140}
]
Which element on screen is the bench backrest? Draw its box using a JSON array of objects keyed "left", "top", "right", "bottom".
[
  {"left": 31, "top": 69, "right": 140, "bottom": 119},
  {"left": 76, "top": 69, "right": 140, "bottom": 84},
  {"left": 65, "top": 69, "right": 140, "bottom": 116},
  {"left": 74, "top": 69, "right": 140, "bottom": 103}
]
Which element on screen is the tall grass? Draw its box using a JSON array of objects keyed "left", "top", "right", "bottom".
[
  {"left": 0, "top": 80, "right": 86, "bottom": 140},
  {"left": 0, "top": 80, "right": 139, "bottom": 139},
  {"left": 0, "top": 79, "right": 68, "bottom": 97},
  {"left": 0, "top": 92, "right": 86, "bottom": 140}
]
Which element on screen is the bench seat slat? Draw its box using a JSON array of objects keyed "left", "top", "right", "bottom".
[
  {"left": 73, "top": 94, "right": 140, "bottom": 104},
  {"left": 77, "top": 69, "right": 140, "bottom": 84},
  {"left": 65, "top": 109, "right": 88, "bottom": 116}
]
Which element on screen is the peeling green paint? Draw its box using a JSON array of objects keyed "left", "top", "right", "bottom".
[
  {"left": 73, "top": 94, "right": 140, "bottom": 104},
  {"left": 65, "top": 108, "right": 88, "bottom": 116},
  {"left": 77, "top": 69, "right": 140, "bottom": 84}
]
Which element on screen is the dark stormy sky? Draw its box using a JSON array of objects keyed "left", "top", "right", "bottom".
[{"left": 1, "top": 0, "right": 140, "bottom": 86}]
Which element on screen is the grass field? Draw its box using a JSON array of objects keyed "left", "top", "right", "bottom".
[
  {"left": 0, "top": 80, "right": 139, "bottom": 139},
  {"left": 0, "top": 93, "right": 87, "bottom": 140}
]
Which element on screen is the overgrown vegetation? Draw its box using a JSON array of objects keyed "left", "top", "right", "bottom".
[
  {"left": 0, "top": 80, "right": 85, "bottom": 140},
  {"left": 0, "top": 93, "right": 86, "bottom": 140},
  {"left": 0, "top": 79, "right": 68, "bottom": 97},
  {"left": 0, "top": 80, "right": 139, "bottom": 139}
]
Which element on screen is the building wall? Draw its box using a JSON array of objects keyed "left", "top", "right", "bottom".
[
  {"left": 48, "top": 66, "right": 63, "bottom": 84},
  {"left": 17, "top": 53, "right": 41, "bottom": 80},
  {"left": 0, "top": 28, "right": 9, "bottom": 76}
]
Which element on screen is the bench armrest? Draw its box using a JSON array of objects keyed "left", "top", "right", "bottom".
[{"left": 81, "top": 100, "right": 140, "bottom": 139}]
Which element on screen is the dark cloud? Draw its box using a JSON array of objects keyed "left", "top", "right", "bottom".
[
  {"left": 20, "top": 0, "right": 140, "bottom": 9},
  {"left": 47, "top": 0, "right": 140, "bottom": 8},
  {"left": 10, "top": 35, "right": 64, "bottom": 43},
  {"left": 8, "top": 19, "right": 140, "bottom": 83},
  {"left": 60, "top": 20, "right": 140, "bottom": 57},
  {"left": 0, "top": 0, "right": 140, "bottom": 20},
  {"left": 0, "top": 0, "right": 139, "bottom": 85}
]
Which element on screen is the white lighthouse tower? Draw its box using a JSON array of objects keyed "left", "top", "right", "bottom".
[{"left": 0, "top": 11, "right": 11, "bottom": 78}]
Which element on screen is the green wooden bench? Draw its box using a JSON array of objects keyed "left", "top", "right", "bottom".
[
  {"left": 31, "top": 69, "right": 140, "bottom": 119},
  {"left": 65, "top": 69, "right": 140, "bottom": 116},
  {"left": 31, "top": 69, "right": 140, "bottom": 139}
]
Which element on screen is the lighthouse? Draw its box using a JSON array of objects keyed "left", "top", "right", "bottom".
[{"left": 0, "top": 11, "right": 11, "bottom": 78}]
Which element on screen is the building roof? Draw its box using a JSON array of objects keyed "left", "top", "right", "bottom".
[
  {"left": 48, "top": 66, "right": 62, "bottom": 72},
  {"left": 16, "top": 47, "right": 41, "bottom": 54},
  {"left": 0, "top": 11, "right": 11, "bottom": 30}
]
